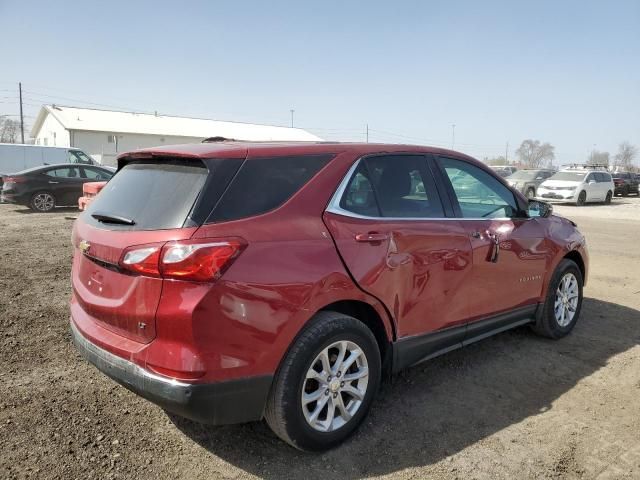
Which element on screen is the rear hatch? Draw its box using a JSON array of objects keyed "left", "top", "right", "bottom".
[{"left": 71, "top": 155, "right": 242, "bottom": 343}]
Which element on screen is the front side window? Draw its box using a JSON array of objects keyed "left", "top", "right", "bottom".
[
  {"left": 82, "top": 167, "right": 112, "bottom": 180},
  {"left": 339, "top": 155, "right": 444, "bottom": 218},
  {"left": 45, "top": 167, "right": 81, "bottom": 178},
  {"left": 439, "top": 157, "right": 518, "bottom": 219}
]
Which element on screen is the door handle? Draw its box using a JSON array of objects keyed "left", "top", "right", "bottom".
[
  {"left": 48, "top": 181, "right": 59, "bottom": 184},
  {"left": 487, "top": 232, "right": 500, "bottom": 263},
  {"left": 355, "top": 232, "right": 389, "bottom": 243}
]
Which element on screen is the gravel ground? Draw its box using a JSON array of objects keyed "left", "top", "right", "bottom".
[{"left": 0, "top": 199, "right": 639, "bottom": 480}]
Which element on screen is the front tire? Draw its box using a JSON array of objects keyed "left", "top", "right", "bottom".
[
  {"left": 532, "top": 259, "right": 583, "bottom": 339},
  {"left": 265, "top": 311, "right": 381, "bottom": 451},
  {"left": 30, "top": 191, "right": 56, "bottom": 212},
  {"left": 576, "top": 190, "right": 586, "bottom": 206},
  {"left": 604, "top": 191, "right": 612, "bottom": 204}
]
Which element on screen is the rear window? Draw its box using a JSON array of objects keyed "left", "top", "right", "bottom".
[
  {"left": 207, "top": 154, "right": 332, "bottom": 223},
  {"left": 83, "top": 160, "right": 209, "bottom": 230}
]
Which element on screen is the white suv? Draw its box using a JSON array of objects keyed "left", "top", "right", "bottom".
[{"left": 536, "top": 169, "right": 614, "bottom": 206}]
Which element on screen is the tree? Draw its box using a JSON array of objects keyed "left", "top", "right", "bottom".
[
  {"left": 587, "top": 150, "right": 610, "bottom": 166},
  {"left": 614, "top": 141, "right": 638, "bottom": 168},
  {"left": 515, "top": 139, "right": 555, "bottom": 168},
  {"left": 0, "top": 117, "right": 21, "bottom": 143}
]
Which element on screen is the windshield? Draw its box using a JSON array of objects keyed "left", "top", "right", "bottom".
[
  {"left": 548, "top": 171, "right": 587, "bottom": 181},
  {"left": 508, "top": 170, "right": 538, "bottom": 180}
]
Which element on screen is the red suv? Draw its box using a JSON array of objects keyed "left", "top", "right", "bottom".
[{"left": 70, "top": 142, "right": 588, "bottom": 451}]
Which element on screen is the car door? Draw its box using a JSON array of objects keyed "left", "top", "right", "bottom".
[
  {"left": 323, "top": 154, "right": 473, "bottom": 341},
  {"left": 434, "top": 156, "right": 549, "bottom": 324},
  {"left": 584, "top": 173, "right": 601, "bottom": 201},
  {"left": 44, "top": 166, "right": 85, "bottom": 205}
]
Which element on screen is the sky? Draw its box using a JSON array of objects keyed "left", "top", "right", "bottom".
[{"left": 0, "top": 0, "right": 638, "bottom": 164}]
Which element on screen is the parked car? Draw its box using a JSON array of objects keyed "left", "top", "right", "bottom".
[
  {"left": 506, "top": 168, "right": 555, "bottom": 199},
  {"left": 536, "top": 169, "right": 614, "bottom": 206},
  {"left": 611, "top": 171, "right": 639, "bottom": 196},
  {"left": 71, "top": 142, "right": 588, "bottom": 451},
  {"left": 1, "top": 163, "right": 114, "bottom": 211},
  {"left": 490, "top": 165, "right": 518, "bottom": 177}
]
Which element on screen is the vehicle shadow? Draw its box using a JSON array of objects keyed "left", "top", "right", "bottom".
[
  {"left": 170, "top": 298, "right": 639, "bottom": 479},
  {"left": 11, "top": 206, "right": 79, "bottom": 214}
]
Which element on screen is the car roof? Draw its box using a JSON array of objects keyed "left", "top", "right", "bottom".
[
  {"left": 117, "top": 141, "right": 480, "bottom": 163},
  {"left": 13, "top": 163, "right": 109, "bottom": 175}
]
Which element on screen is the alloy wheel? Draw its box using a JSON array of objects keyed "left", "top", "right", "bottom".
[
  {"left": 554, "top": 272, "right": 579, "bottom": 327},
  {"left": 301, "top": 340, "right": 369, "bottom": 432},
  {"left": 33, "top": 193, "right": 55, "bottom": 212}
]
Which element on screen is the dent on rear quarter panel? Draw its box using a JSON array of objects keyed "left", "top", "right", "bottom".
[{"left": 167, "top": 235, "right": 392, "bottom": 383}]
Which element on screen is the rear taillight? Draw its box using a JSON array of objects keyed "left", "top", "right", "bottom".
[
  {"left": 3, "top": 176, "right": 27, "bottom": 184},
  {"left": 119, "top": 239, "right": 244, "bottom": 281}
]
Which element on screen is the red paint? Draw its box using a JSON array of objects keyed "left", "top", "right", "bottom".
[{"left": 70, "top": 142, "right": 588, "bottom": 385}]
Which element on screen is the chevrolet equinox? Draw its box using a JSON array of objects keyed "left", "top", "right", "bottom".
[{"left": 70, "top": 142, "right": 588, "bottom": 451}]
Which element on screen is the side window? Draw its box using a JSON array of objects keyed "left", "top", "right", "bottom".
[
  {"left": 439, "top": 157, "right": 519, "bottom": 219},
  {"left": 82, "top": 167, "right": 111, "bottom": 180},
  {"left": 45, "top": 167, "right": 80, "bottom": 178},
  {"left": 339, "top": 155, "right": 444, "bottom": 218},
  {"left": 208, "top": 154, "right": 332, "bottom": 223}
]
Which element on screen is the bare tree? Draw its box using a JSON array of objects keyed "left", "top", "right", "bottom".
[
  {"left": 0, "top": 117, "right": 21, "bottom": 143},
  {"left": 614, "top": 141, "right": 637, "bottom": 168},
  {"left": 587, "top": 150, "right": 610, "bottom": 166},
  {"left": 515, "top": 139, "right": 555, "bottom": 168}
]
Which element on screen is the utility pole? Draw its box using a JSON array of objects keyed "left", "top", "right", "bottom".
[
  {"left": 290, "top": 109, "right": 295, "bottom": 128},
  {"left": 366, "top": 123, "right": 369, "bottom": 143},
  {"left": 19, "top": 82, "right": 25, "bottom": 144},
  {"left": 505, "top": 141, "right": 509, "bottom": 163},
  {"left": 451, "top": 124, "right": 456, "bottom": 149}
]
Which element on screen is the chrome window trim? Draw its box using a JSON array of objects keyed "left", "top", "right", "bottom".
[{"left": 325, "top": 158, "right": 524, "bottom": 222}]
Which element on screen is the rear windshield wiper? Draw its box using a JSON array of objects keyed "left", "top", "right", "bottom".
[{"left": 91, "top": 212, "right": 136, "bottom": 225}]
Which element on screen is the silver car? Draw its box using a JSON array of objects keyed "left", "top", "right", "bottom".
[{"left": 506, "top": 169, "right": 555, "bottom": 199}]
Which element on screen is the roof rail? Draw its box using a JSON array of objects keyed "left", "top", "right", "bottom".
[
  {"left": 561, "top": 163, "right": 609, "bottom": 171},
  {"left": 202, "top": 136, "right": 236, "bottom": 143}
]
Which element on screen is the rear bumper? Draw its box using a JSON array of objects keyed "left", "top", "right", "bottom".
[{"left": 70, "top": 320, "right": 273, "bottom": 425}]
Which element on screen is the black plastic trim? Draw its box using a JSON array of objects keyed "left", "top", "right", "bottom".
[
  {"left": 392, "top": 304, "right": 538, "bottom": 372},
  {"left": 71, "top": 321, "right": 273, "bottom": 425}
]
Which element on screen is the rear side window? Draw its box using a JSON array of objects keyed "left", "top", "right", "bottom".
[
  {"left": 46, "top": 167, "right": 81, "bottom": 178},
  {"left": 83, "top": 160, "right": 209, "bottom": 230},
  {"left": 208, "top": 154, "right": 332, "bottom": 223}
]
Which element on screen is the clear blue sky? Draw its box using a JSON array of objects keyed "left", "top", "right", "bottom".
[{"left": 1, "top": 0, "right": 638, "bottom": 163}]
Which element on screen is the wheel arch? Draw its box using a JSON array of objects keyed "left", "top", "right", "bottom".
[
  {"left": 563, "top": 250, "right": 586, "bottom": 284},
  {"left": 319, "top": 299, "right": 394, "bottom": 374}
]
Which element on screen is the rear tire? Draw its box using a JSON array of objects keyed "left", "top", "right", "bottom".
[
  {"left": 30, "top": 191, "right": 56, "bottom": 212},
  {"left": 576, "top": 191, "right": 586, "bottom": 206},
  {"left": 265, "top": 311, "right": 381, "bottom": 451},
  {"left": 532, "top": 259, "right": 583, "bottom": 339}
]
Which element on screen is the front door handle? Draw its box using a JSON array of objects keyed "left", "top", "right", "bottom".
[
  {"left": 355, "top": 232, "right": 389, "bottom": 243},
  {"left": 487, "top": 232, "right": 500, "bottom": 263},
  {"left": 48, "top": 181, "right": 59, "bottom": 184}
]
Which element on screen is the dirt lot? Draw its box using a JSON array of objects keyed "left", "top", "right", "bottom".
[{"left": 1, "top": 198, "right": 639, "bottom": 480}]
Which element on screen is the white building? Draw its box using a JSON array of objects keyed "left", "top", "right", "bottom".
[{"left": 30, "top": 105, "right": 322, "bottom": 165}]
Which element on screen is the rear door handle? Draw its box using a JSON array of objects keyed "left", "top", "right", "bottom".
[
  {"left": 355, "top": 232, "right": 389, "bottom": 243},
  {"left": 48, "top": 181, "right": 59, "bottom": 184}
]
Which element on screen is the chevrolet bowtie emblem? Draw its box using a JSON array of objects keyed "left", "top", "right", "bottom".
[{"left": 79, "top": 240, "right": 91, "bottom": 253}]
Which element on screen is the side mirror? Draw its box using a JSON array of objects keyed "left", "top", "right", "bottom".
[
  {"left": 528, "top": 199, "right": 553, "bottom": 218},
  {"left": 588, "top": 180, "right": 596, "bottom": 185}
]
